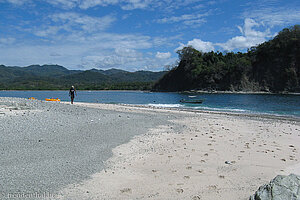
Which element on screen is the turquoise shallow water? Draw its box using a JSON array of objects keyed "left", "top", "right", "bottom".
[{"left": 1, "top": 90, "right": 300, "bottom": 118}]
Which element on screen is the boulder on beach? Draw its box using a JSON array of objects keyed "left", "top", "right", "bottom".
[{"left": 249, "top": 174, "right": 300, "bottom": 200}]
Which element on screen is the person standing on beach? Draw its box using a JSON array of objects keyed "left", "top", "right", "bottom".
[{"left": 69, "top": 86, "right": 77, "bottom": 104}]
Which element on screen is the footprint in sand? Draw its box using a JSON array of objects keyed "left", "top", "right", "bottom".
[
  {"left": 176, "top": 188, "right": 184, "bottom": 193},
  {"left": 120, "top": 188, "right": 132, "bottom": 194},
  {"left": 219, "top": 175, "right": 225, "bottom": 179},
  {"left": 192, "top": 196, "right": 201, "bottom": 200},
  {"left": 208, "top": 185, "right": 217, "bottom": 191}
]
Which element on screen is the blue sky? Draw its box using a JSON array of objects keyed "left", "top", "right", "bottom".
[{"left": 0, "top": 0, "right": 299, "bottom": 71}]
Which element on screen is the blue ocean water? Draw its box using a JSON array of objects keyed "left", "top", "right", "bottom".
[{"left": 0, "top": 90, "right": 300, "bottom": 118}]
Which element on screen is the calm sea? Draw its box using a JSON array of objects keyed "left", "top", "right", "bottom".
[{"left": 1, "top": 90, "right": 300, "bottom": 118}]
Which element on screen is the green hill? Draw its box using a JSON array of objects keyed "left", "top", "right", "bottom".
[
  {"left": 0, "top": 65, "right": 166, "bottom": 90},
  {"left": 153, "top": 25, "right": 300, "bottom": 93}
]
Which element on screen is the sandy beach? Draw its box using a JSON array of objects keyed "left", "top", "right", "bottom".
[
  {"left": 58, "top": 102, "right": 300, "bottom": 200},
  {"left": 1, "top": 98, "right": 300, "bottom": 200}
]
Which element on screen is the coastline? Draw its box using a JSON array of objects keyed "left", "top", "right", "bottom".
[
  {"left": 58, "top": 101, "right": 300, "bottom": 200},
  {"left": 181, "top": 90, "right": 300, "bottom": 95},
  {"left": 1, "top": 89, "right": 300, "bottom": 95},
  {"left": 116, "top": 103, "right": 300, "bottom": 122}
]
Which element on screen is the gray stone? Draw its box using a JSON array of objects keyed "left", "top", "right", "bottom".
[{"left": 250, "top": 174, "right": 300, "bottom": 200}]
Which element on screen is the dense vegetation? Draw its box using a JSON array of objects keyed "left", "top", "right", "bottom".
[
  {"left": 0, "top": 65, "right": 165, "bottom": 90},
  {"left": 153, "top": 25, "right": 300, "bottom": 93}
]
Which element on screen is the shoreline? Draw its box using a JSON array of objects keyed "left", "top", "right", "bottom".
[
  {"left": 59, "top": 101, "right": 300, "bottom": 200},
  {"left": 68, "top": 101, "right": 300, "bottom": 122},
  {"left": 1, "top": 98, "right": 300, "bottom": 199},
  {"left": 181, "top": 90, "right": 300, "bottom": 95},
  {"left": 1, "top": 89, "right": 300, "bottom": 95},
  {"left": 2, "top": 96, "right": 300, "bottom": 120},
  {"left": 116, "top": 103, "right": 300, "bottom": 122}
]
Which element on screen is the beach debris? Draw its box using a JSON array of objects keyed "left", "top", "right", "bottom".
[
  {"left": 225, "top": 161, "right": 232, "bottom": 165},
  {"left": 249, "top": 174, "right": 300, "bottom": 200}
]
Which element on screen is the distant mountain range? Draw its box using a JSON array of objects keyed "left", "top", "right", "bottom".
[{"left": 0, "top": 65, "right": 166, "bottom": 90}]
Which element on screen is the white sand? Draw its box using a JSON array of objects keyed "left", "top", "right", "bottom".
[{"left": 59, "top": 103, "right": 300, "bottom": 200}]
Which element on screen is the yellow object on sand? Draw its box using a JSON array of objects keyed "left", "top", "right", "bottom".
[
  {"left": 28, "top": 97, "right": 37, "bottom": 100},
  {"left": 45, "top": 98, "right": 61, "bottom": 102}
]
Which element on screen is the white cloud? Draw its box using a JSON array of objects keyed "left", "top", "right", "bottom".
[
  {"left": 80, "top": 49, "right": 175, "bottom": 70},
  {"left": 216, "top": 18, "right": 271, "bottom": 51},
  {"left": 33, "top": 13, "right": 116, "bottom": 38},
  {"left": 115, "top": 48, "right": 142, "bottom": 57},
  {"left": 0, "top": 0, "right": 30, "bottom": 5},
  {"left": 155, "top": 52, "right": 171, "bottom": 59},
  {"left": 176, "top": 39, "right": 214, "bottom": 52},
  {"left": 0, "top": 37, "right": 16, "bottom": 45},
  {"left": 175, "top": 18, "right": 271, "bottom": 52},
  {"left": 243, "top": 2, "right": 300, "bottom": 27},
  {"left": 52, "top": 12, "right": 116, "bottom": 33},
  {"left": 81, "top": 54, "right": 140, "bottom": 68},
  {"left": 45, "top": 0, "right": 78, "bottom": 9},
  {"left": 79, "top": 0, "right": 119, "bottom": 9},
  {"left": 157, "top": 13, "right": 208, "bottom": 26},
  {"left": 188, "top": 39, "right": 214, "bottom": 52},
  {"left": 79, "top": 0, "right": 203, "bottom": 10},
  {"left": 0, "top": 31, "right": 158, "bottom": 70},
  {"left": 2, "top": 0, "right": 203, "bottom": 11},
  {"left": 34, "top": 26, "right": 60, "bottom": 37},
  {"left": 120, "top": 0, "right": 150, "bottom": 10}
]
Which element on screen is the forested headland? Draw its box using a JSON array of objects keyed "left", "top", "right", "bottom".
[{"left": 153, "top": 25, "right": 300, "bottom": 93}]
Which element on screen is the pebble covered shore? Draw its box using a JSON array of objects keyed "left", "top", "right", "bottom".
[{"left": 0, "top": 97, "right": 172, "bottom": 198}]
